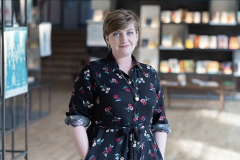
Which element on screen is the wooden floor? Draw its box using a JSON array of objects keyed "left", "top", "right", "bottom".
[{"left": 2, "top": 80, "right": 240, "bottom": 160}]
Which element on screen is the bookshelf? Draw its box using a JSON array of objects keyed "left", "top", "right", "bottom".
[{"left": 156, "top": 0, "right": 240, "bottom": 90}]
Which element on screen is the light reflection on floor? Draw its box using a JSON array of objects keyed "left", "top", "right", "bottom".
[
  {"left": 165, "top": 100, "right": 240, "bottom": 160},
  {"left": 166, "top": 138, "right": 240, "bottom": 160}
]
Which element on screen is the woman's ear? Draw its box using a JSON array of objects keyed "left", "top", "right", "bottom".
[
  {"left": 136, "top": 31, "right": 139, "bottom": 41},
  {"left": 105, "top": 35, "right": 109, "bottom": 45}
]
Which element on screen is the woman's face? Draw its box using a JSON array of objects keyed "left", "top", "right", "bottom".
[{"left": 105, "top": 22, "right": 139, "bottom": 58}]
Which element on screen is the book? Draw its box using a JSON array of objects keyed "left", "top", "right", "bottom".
[
  {"left": 196, "top": 61, "right": 206, "bottom": 74},
  {"left": 209, "top": 36, "right": 217, "bottom": 49},
  {"left": 161, "top": 34, "right": 172, "bottom": 47},
  {"left": 202, "top": 60, "right": 210, "bottom": 74},
  {"left": 227, "top": 11, "right": 236, "bottom": 24},
  {"left": 207, "top": 61, "right": 219, "bottom": 74},
  {"left": 161, "top": 11, "right": 172, "bottom": 23},
  {"left": 202, "top": 11, "right": 209, "bottom": 23},
  {"left": 160, "top": 61, "right": 169, "bottom": 73},
  {"left": 185, "top": 12, "right": 193, "bottom": 23},
  {"left": 172, "top": 10, "right": 176, "bottom": 23},
  {"left": 193, "top": 12, "right": 201, "bottom": 23},
  {"left": 196, "top": 60, "right": 209, "bottom": 74},
  {"left": 179, "top": 60, "right": 195, "bottom": 73},
  {"left": 218, "top": 35, "right": 228, "bottom": 49},
  {"left": 199, "top": 35, "right": 209, "bottom": 49},
  {"left": 172, "top": 35, "right": 183, "bottom": 48},
  {"left": 179, "top": 60, "right": 185, "bottom": 73},
  {"left": 168, "top": 59, "right": 179, "bottom": 73},
  {"left": 175, "top": 10, "right": 183, "bottom": 23},
  {"left": 184, "top": 60, "right": 195, "bottom": 73},
  {"left": 223, "top": 61, "right": 232, "bottom": 74},
  {"left": 220, "top": 11, "right": 228, "bottom": 24},
  {"left": 194, "top": 35, "right": 200, "bottom": 48},
  {"left": 211, "top": 11, "right": 220, "bottom": 23},
  {"left": 161, "top": 11, "right": 166, "bottom": 23},
  {"left": 229, "top": 36, "right": 239, "bottom": 49},
  {"left": 185, "top": 39, "right": 194, "bottom": 49}
]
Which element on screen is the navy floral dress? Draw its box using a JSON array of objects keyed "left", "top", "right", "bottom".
[{"left": 65, "top": 51, "right": 171, "bottom": 160}]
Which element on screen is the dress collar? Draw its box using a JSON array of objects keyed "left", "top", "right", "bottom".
[{"left": 106, "top": 51, "right": 143, "bottom": 73}]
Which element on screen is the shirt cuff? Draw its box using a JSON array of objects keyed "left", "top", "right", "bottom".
[
  {"left": 64, "top": 115, "right": 90, "bottom": 127},
  {"left": 152, "top": 124, "right": 171, "bottom": 134}
]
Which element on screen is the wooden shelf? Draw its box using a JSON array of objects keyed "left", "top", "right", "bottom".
[
  {"left": 185, "top": 48, "right": 239, "bottom": 51},
  {"left": 161, "top": 22, "right": 240, "bottom": 26},
  {"left": 159, "top": 46, "right": 185, "bottom": 50},
  {"left": 159, "top": 46, "right": 239, "bottom": 52},
  {"left": 209, "top": 21, "right": 237, "bottom": 26},
  {"left": 159, "top": 72, "right": 233, "bottom": 77},
  {"left": 162, "top": 22, "right": 207, "bottom": 25}
]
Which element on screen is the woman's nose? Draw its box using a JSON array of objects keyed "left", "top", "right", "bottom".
[{"left": 120, "top": 34, "right": 128, "bottom": 43}]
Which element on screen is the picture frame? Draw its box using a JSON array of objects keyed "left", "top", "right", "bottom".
[
  {"left": 39, "top": 22, "right": 52, "bottom": 57},
  {"left": 4, "top": 27, "right": 28, "bottom": 99}
]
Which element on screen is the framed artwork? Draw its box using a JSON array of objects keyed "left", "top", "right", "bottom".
[
  {"left": 4, "top": 27, "right": 28, "bottom": 99},
  {"left": 39, "top": 22, "right": 52, "bottom": 57}
]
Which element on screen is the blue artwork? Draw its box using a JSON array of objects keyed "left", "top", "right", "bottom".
[{"left": 4, "top": 27, "right": 28, "bottom": 99}]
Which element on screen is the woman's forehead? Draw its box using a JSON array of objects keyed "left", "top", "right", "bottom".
[{"left": 114, "top": 23, "right": 135, "bottom": 32}]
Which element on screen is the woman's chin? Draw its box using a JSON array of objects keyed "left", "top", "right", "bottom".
[{"left": 117, "top": 48, "right": 134, "bottom": 55}]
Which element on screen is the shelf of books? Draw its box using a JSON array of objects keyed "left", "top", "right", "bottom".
[
  {"left": 159, "top": 59, "right": 233, "bottom": 76},
  {"left": 158, "top": 0, "right": 240, "bottom": 86},
  {"left": 161, "top": 1, "right": 239, "bottom": 26}
]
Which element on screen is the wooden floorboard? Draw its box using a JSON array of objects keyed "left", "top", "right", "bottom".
[{"left": 2, "top": 80, "right": 240, "bottom": 160}]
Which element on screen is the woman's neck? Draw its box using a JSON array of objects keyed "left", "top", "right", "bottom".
[{"left": 116, "top": 56, "right": 133, "bottom": 75}]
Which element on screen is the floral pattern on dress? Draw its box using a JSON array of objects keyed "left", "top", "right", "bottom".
[{"left": 65, "top": 51, "right": 171, "bottom": 160}]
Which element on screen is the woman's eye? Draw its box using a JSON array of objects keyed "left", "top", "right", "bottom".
[
  {"left": 127, "top": 32, "right": 133, "bottom": 35},
  {"left": 113, "top": 33, "right": 120, "bottom": 36}
]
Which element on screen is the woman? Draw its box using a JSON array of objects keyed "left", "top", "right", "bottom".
[{"left": 65, "top": 9, "right": 171, "bottom": 160}]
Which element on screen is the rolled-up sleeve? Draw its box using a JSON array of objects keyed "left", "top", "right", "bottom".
[
  {"left": 65, "top": 63, "right": 97, "bottom": 127},
  {"left": 151, "top": 74, "right": 171, "bottom": 134}
]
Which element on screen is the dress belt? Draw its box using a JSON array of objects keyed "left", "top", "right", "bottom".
[{"left": 98, "top": 125, "right": 151, "bottom": 160}]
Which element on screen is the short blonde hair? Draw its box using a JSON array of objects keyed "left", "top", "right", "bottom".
[{"left": 103, "top": 9, "right": 140, "bottom": 44}]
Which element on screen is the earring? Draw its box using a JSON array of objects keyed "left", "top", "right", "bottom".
[
  {"left": 107, "top": 44, "right": 111, "bottom": 50},
  {"left": 135, "top": 41, "right": 138, "bottom": 47}
]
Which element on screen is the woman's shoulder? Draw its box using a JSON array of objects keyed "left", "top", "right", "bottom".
[
  {"left": 84, "top": 58, "right": 107, "bottom": 70},
  {"left": 78, "top": 58, "right": 107, "bottom": 79},
  {"left": 138, "top": 62, "right": 158, "bottom": 74}
]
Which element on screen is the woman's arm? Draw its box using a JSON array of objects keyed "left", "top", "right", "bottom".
[
  {"left": 69, "top": 125, "right": 90, "bottom": 160},
  {"left": 154, "top": 131, "right": 167, "bottom": 160}
]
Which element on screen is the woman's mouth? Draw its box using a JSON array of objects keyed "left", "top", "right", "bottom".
[{"left": 119, "top": 45, "right": 130, "bottom": 48}]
